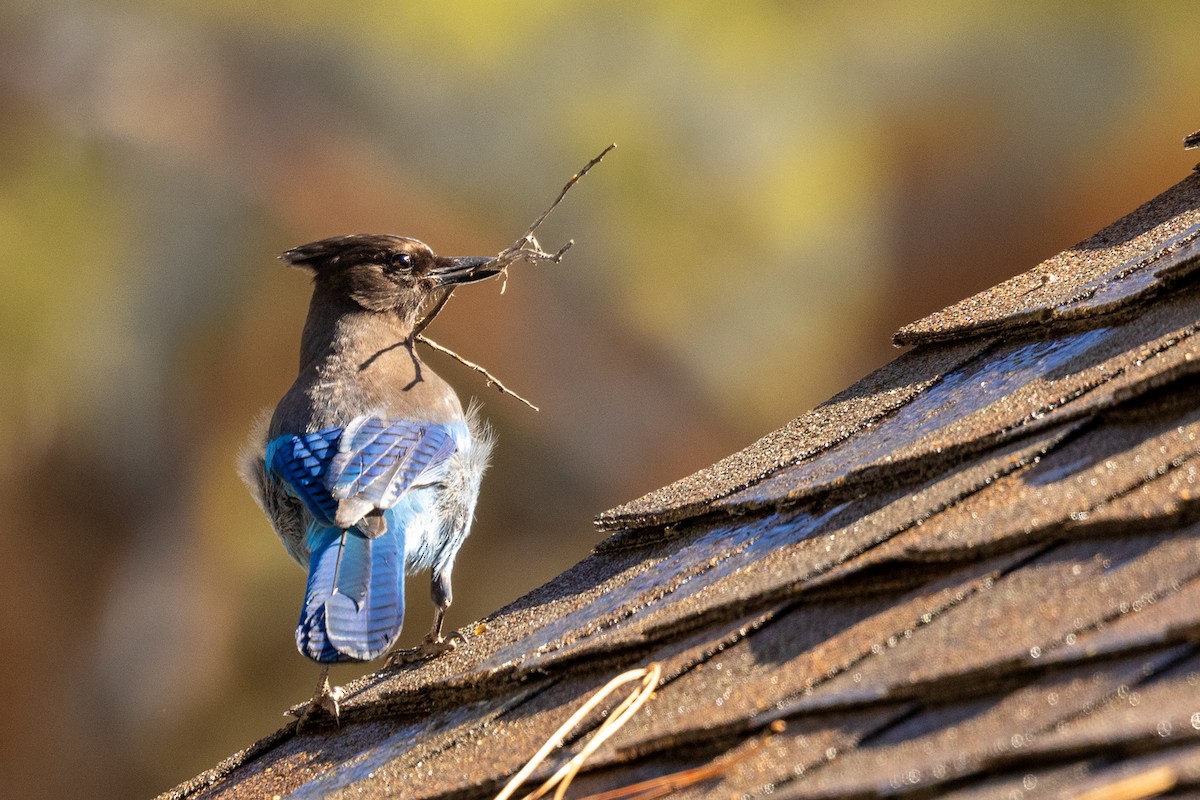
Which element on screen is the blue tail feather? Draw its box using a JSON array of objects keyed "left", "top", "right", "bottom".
[{"left": 296, "top": 520, "right": 405, "bottom": 663}]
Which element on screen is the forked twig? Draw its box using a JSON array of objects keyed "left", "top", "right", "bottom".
[
  {"left": 492, "top": 143, "right": 617, "bottom": 292},
  {"left": 416, "top": 335, "right": 539, "bottom": 411},
  {"left": 495, "top": 662, "right": 661, "bottom": 800},
  {"left": 413, "top": 145, "right": 615, "bottom": 408}
]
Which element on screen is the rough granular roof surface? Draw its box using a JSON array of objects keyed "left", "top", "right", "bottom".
[{"left": 163, "top": 144, "right": 1200, "bottom": 800}]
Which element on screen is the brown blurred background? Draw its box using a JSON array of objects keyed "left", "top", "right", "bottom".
[{"left": 1, "top": 2, "right": 1198, "bottom": 797}]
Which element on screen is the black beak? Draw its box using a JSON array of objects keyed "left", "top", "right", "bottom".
[{"left": 431, "top": 255, "right": 503, "bottom": 286}]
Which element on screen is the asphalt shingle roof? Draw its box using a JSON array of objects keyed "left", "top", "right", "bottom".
[{"left": 162, "top": 136, "right": 1200, "bottom": 800}]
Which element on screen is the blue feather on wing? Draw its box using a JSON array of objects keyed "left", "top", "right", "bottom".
[{"left": 265, "top": 427, "right": 342, "bottom": 526}]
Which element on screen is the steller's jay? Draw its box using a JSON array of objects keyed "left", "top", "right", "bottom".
[{"left": 240, "top": 234, "right": 499, "bottom": 722}]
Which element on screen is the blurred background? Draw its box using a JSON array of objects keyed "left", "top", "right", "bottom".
[{"left": 1, "top": 1, "right": 1198, "bottom": 797}]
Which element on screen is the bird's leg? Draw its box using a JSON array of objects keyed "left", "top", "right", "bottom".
[
  {"left": 289, "top": 665, "right": 344, "bottom": 728},
  {"left": 386, "top": 568, "right": 465, "bottom": 667},
  {"left": 423, "top": 566, "right": 468, "bottom": 651}
]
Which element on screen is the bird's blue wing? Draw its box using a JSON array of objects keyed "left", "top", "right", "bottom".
[
  {"left": 326, "top": 417, "right": 457, "bottom": 508},
  {"left": 265, "top": 427, "right": 341, "bottom": 526},
  {"left": 266, "top": 418, "right": 456, "bottom": 524},
  {"left": 296, "top": 516, "right": 405, "bottom": 662}
]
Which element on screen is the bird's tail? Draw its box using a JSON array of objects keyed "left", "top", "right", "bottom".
[{"left": 296, "top": 521, "right": 405, "bottom": 663}]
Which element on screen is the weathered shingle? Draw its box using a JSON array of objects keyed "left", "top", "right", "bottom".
[
  {"left": 895, "top": 172, "right": 1200, "bottom": 346},
  {"left": 596, "top": 339, "right": 997, "bottom": 531},
  {"left": 161, "top": 135, "right": 1200, "bottom": 800}
]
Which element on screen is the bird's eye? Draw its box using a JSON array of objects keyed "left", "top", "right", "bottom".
[{"left": 389, "top": 252, "right": 413, "bottom": 270}]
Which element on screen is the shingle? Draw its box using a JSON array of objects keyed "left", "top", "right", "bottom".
[
  {"left": 565, "top": 710, "right": 903, "bottom": 800},
  {"left": 596, "top": 338, "right": 995, "bottom": 531},
  {"left": 1022, "top": 650, "right": 1200, "bottom": 760},
  {"left": 1041, "top": 575, "right": 1200, "bottom": 666},
  {"left": 933, "top": 762, "right": 1091, "bottom": 800},
  {"left": 778, "top": 649, "right": 1187, "bottom": 799},
  {"left": 1049, "top": 746, "right": 1200, "bottom": 799},
  {"left": 827, "top": 401, "right": 1200, "bottom": 570},
  {"left": 747, "top": 429, "right": 1073, "bottom": 596},
  {"left": 937, "top": 745, "right": 1200, "bottom": 800},
  {"left": 195, "top": 718, "right": 424, "bottom": 800},
  {"left": 784, "top": 527, "right": 1200, "bottom": 715},
  {"left": 301, "top": 677, "right": 599, "bottom": 800},
  {"left": 724, "top": 289, "right": 1200, "bottom": 518},
  {"left": 605, "top": 552, "right": 1028, "bottom": 755},
  {"left": 1077, "top": 455, "right": 1200, "bottom": 531},
  {"left": 477, "top": 512, "right": 796, "bottom": 675},
  {"left": 894, "top": 172, "right": 1200, "bottom": 346},
  {"left": 501, "top": 533, "right": 1200, "bottom": 797},
  {"left": 1056, "top": 225, "right": 1200, "bottom": 318},
  {"left": 514, "top": 431, "right": 1068, "bottom": 676}
]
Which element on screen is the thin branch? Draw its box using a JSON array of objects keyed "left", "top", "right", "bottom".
[
  {"left": 494, "top": 663, "right": 661, "bottom": 800},
  {"left": 491, "top": 143, "right": 617, "bottom": 290},
  {"left": 407, "top": 145, "right": 615, "bottom": 407},
  {"left": 416, "top": 335, "right": 539, "bottom": 411},
  {"left": 539, "top": 666, "right": 658, "bottom": 800},
  {"left": 511, "top": 143, "right": 616, "bottom": 254},
  {"left": 412, "top": 286, "right": 456, "bottom": 339}
]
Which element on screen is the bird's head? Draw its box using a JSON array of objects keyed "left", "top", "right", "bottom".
[{"left": 280, "top": 234, "right": 502, "bottom": 320}]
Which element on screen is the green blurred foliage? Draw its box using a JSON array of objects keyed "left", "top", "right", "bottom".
[{"left": 1, "top": 1, "right": 1199, "bottom": 797}]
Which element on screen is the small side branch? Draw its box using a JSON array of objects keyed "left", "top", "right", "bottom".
[
  {"left": 491, "top": 144, "right": 617, "bottom": 290},
  {"left": 416, "top": 335, "right": 539, "bottom": 411},
  {"left": 506, "top": 143, "right": 616, "bottom": 256}
]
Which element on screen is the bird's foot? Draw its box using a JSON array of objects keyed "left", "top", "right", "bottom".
[
  {"left": 287, "top": 670, "right": 344, "bottom": 729},
  {"left": 386, "top": 630, "right": 467, "bottom": 668}
]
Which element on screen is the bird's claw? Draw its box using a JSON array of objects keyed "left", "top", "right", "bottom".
[
  {"left": 386, "top": 630, "right": 467, "bottom": 667},
  {"left": 432, "top": 629, "right": 468, "bottom": 652},
  {"left": 287, "top": 674, "right": 344, "bottom": 729}
]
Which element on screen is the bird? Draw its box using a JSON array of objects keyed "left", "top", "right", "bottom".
[{"left": 239, "top": 233, "right": 497, "bottom": 723}]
